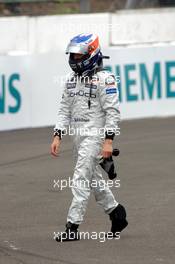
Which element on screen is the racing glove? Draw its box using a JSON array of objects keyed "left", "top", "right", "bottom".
[{"left": 99, "top": 149, "right": 120, "bottom": 180}]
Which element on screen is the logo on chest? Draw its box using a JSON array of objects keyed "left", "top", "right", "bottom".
[{"left": 68, "top": 90, "right": 96, "bottom": 98}]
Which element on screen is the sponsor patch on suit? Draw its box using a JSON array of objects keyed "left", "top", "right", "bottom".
[
  {"left": 106, "top": 88, "right": 117, "bottom": 94},
  {"left": 66, "top": 82, "right": 76, "bottom": 89}
]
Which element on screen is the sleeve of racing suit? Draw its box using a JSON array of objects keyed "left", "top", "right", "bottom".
[
  {"left": 98, "top": 73, "right": 120, "bottom": 140},
  {"left": 54, "top": 83, "right": 71, "bottom": 139}
]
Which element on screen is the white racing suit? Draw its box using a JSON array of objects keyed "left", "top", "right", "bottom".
[{"left": 55, "top": 70, "right": 120, "bottom": 225}]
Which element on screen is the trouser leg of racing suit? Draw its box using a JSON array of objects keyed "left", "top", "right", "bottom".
[
  {"left": 91, "top": 164, "right": 118, "bottom": 214},
  {"left": 67, "top": 136, "right": 118, "bottom": 225}
]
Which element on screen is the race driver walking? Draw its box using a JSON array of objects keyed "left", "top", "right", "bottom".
[{"left": 51, "top": 33, "right": 128, "bottom": 242}]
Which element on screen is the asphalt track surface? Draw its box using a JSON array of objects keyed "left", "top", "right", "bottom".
[{"left": 0, "top": 117, "right": 175, "bottom": 264}]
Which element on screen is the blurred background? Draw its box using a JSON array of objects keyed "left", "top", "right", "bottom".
[
  {"left": 0, "top": 2, "right": 175, "bottom": 264},
  {"left": 0, "top": 0, "right": 175, "bottom": 16}
]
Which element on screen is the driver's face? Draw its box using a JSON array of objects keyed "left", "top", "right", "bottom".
[{"left": 73, "top": 53, "right": 84, "bottom": 61}]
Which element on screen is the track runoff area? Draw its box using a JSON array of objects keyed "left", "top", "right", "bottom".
[{"left": 0, "top": 117, "right": 174, "bottom": 264}]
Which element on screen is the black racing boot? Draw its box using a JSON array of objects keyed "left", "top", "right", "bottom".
[
  {"left": 109, "top": 204, "right": 128, "bottom": 236},
  {"left": 55, "top": 222, "right": 80, "bottom": 242}
]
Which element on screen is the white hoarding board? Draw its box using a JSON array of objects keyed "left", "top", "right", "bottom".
[
  {"left": 0, "top": 53, "right": 68, "bottom": 130},
  {"left": 103, "top": 45, "right": 175, "bottom": 119},
  {"left": 111, "top": 8, "right": 175, "bottom": 45},
  {"left": 1, "top": 45, "right": 175, "bottom": 130},
  {"left": 0, "top": 56, "right": 32, "bottom": 130}
]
